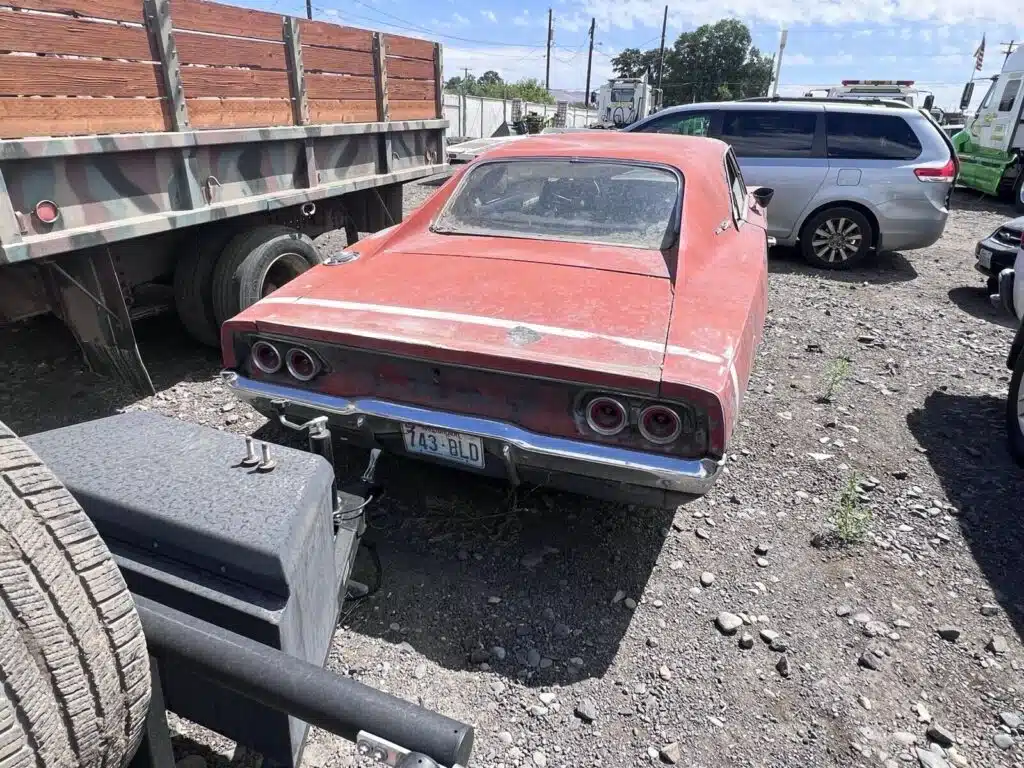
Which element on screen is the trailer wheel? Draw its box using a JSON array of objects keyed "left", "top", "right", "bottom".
[
  {"left": 211, "top": 226, "right": 322, "bottom": 325},
  {"left": 0, "top": 420, "right": 151, "bottom": 768},
  {"left": 173, "top": 228, "right": 237, "bottom": 348}
]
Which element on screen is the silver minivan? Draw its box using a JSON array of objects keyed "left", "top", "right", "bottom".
[{"left": 625, "top": 99, "right": 957, "bottom": 269}]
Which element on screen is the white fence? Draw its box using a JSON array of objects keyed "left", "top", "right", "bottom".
[{"left": 443, "top": 93, "right": 597, "bottom": 139}]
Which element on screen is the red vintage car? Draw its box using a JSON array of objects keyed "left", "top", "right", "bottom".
[{"left": 221, "top": 132, "right": 770, "bottom": 508}]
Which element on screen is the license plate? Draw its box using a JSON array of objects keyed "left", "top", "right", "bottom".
[
  {"left": 401, "top": 424, "right": 485, "bottom": 468},
  {"left": 978, "top": 248, "right": 993, "bottom": 268}
]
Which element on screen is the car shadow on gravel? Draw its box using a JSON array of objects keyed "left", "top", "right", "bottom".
[
  {"left": 947, "top": 286, "right": 1019, "bottom": 328},
  {"left": 252, "top": 418, "right": 677, "bottom": 687},
  {"left": 768, "top": 245, "right": 918, "bottom": 284},
  {"left": 951, "top": 190, "right": 1017, "bottom": 217},
  {"left": 907, "top": 390, "right": 1024, "bottom": 640},
  {"left": 0, "top": 314, "right": 221, "bottom": 436}
]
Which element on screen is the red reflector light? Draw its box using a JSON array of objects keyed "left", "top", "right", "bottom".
[
  {"left": 34, "top": 200, "right": 60, "bottom": 224},
  {"left": 286, "top": 347, "right": 320, "bottom": 382},
  {"left": 251, "top": 341, "right": 282, "bottom": 374},
  {"left": 586, "top": 396, "right": 627, "bottom": 436},
  {"left": 638, "top": 405, "right": 683, "bottom": 445},
  {"left": 914, "top": 158, "right": 956, "bottom": 182}
]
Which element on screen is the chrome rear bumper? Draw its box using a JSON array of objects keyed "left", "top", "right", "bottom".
[{"left": 222, "top": 372, "right": 723, "bottom": 507}]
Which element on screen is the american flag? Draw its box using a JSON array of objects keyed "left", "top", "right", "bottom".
[{"left": 974, "top": 35, "right": 986, "bottom": 71}]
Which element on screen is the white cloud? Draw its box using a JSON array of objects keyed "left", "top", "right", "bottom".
[
  {"left": 919, "top": 29, "right": 932, "bottom": 42},
  {"left": 580, "top": 0, "right": 1012, "bottom": 34},
  {"left": 785, "top": 53, "right": 815, "bottom": 66},
  {"left": 513, "top": 10, "right": 532, "bottom": 26},
  {"left": 443, "top": 44, "right": 615, "bottom": 89},
  {"left": 452, "top": 12, "right": 469, "bottom": 25},
  {"left": 481, "top": 10, "right": 497, "bottom": 23}
]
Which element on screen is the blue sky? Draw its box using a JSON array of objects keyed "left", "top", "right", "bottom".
[{"left": 238, "top": 0, "right": 1021, "bottom": 111}]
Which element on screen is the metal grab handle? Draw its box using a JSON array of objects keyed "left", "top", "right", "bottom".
[{"left": 135, "top": 595, "right": 474, "bottom": 767}]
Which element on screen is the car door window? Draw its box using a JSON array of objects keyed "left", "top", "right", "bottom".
[
  {"left": 998, "top": 79, "right": 1022, "bottom": 113},
  {"left": 825, "top": 112, "right": 923, "bottom": 160},
  {"left": 633, "top": 111, "right": 714, "bottom": 136},
  {"left": 725, "top": 151, "right": 746, "bottom": 224},
  {"left": 719, "top": 110, "right": 817, "bottom": 158}
]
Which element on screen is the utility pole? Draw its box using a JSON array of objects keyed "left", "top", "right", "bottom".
[
  {"left": 656, "top": 5, "right": 668, "bottom": 93},
  {"left": 545, "top": 9, "right": 553, "bottom": 92},
  {"left": 1001, "top": 40, "right": 1019, "bottom": 65},
  {"left": 584, "top": 18, "right": 595, "bottom": 108},
  {"left": 305, "top": 0, "right": 312, "bottom": 19},
  {"left": 770, "top": 28, "right": 788, "bottom": 98}
]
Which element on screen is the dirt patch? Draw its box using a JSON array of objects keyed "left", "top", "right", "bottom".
[{"left": 1, "top": 184, "right": 1022, "bottom": 768}]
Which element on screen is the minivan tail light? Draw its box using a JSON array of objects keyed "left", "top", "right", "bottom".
[{"left": 914, "top": 158, "right": 956, "bottom": 182}]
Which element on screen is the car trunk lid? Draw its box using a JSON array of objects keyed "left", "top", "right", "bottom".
[{"left": 243, "top": 250, "right": 674, "bottom": 394}]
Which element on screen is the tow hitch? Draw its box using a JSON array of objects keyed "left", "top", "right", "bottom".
[{"left": 271, "top": 398, "right": 383, "bottom": 599}]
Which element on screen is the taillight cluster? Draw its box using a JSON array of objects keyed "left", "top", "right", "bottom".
[
  {"left": 914, "top": 157, "right": 957, "bottom": 182},
  {"left": 250, "top": 340, "right": 322, "bottom": 382},
  {"left": 579, "top": 393, "right": 697, "bottom": 449}
]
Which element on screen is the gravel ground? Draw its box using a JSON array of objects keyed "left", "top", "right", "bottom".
[{"left": 2, "top": 182, "right": 1024, "bottom": 768}]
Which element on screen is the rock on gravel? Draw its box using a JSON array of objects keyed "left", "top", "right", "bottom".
[
  {"left": 574, "top": 699, "right": 598, "bottom": 723},
  {"left": 936, "top": 626, "right": 962, "bottom": 642},
  {"left": 716, "top": 612, "right": 743, "bottom": 635},
  {"left": 916, "top": 748, "right": 950, "bottom": 768},
  {"left": 659, "top": 742, "right": 681, "bottom": 764},
  {"left": 926, "top": 725, "right": 955, "bottom": 747}
]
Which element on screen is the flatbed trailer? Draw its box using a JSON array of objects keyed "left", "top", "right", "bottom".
[{"left": 0, "top": 0, "right": 447, "bottom": 392}]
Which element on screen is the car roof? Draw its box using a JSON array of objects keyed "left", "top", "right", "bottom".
[
  {"left": 473, "top": 131, "right": 729, "bottom": 176},
  {"left": 643, "top": 100, "right": 927, "bottom": 119}
]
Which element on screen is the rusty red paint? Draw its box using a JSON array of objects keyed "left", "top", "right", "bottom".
[{"left": 224, "top": 132, "right": 770, "bottom": 457}]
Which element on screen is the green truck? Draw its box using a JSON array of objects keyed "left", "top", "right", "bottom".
[{"left": 953, "top": 46, "right": 1024, "bottom": 211}]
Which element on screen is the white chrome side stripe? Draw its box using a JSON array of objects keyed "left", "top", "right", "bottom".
[{"left": 260, "top": 296, "right": 726, "bottom": 365}]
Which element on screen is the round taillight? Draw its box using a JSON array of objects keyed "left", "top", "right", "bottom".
[
  {"left": 586, "top": 396, "right": 627, "bottom": 436},
  {"left": 286, "top": 348, "right": 320, "bottom": 382},
  {"left": 34, "top": 200, "right": 60, "bottom": 224},
  {"left": 251, "top": 341, "right": 281, "bottom": 374},
  {"left": 638, "top": 404, "right": 682, "bottom": 445}
]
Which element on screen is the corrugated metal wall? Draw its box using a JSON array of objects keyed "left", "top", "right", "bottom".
[{"left": 443, "top": 93, "right": 596, "bottom": 138}]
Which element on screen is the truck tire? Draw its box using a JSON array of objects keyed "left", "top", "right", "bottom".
[
  {"left": 0, "top": 420, "right": 151, "bottom": 768},
  {"left": 1014, "top": 174, "right": 1024, "bottom": 214},
  {"left": 799, "top": 207, "right": 873, "bottom": 270},
  {"left": 173, "top": 228, "right": 237, "bottom": 348},
  {"left": 211, "top": 226, "right": 322, "bottom": 326}
]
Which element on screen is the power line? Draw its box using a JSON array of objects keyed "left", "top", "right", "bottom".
[{"left": 315, "top": 2, "right": 550, "bottom": 48}]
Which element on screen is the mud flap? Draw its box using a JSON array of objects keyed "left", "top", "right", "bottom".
[{"left": 44, "top": 249, "right": 155, "bottom": 395}]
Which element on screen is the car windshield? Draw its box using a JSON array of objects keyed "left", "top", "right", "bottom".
[{"left": 432, "top": 159, "right": 679, "bottom": 250}]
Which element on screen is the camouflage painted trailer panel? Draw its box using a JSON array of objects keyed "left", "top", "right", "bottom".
[{"left": 0, "top": 120, "right": 446, "bottom": 264}]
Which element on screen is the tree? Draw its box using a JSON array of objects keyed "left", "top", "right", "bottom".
[
  {"left": 444, "top": 72, "right": 554, "bottom": 104},
  {"left": 610, "top": 48, "right": 660, "bottom": 80},
  {"left": 611, "top": 19, "right": 774, "bottom": 107},
  {"left": 478, "top": 70, "right": 502, "bottom": 87}
]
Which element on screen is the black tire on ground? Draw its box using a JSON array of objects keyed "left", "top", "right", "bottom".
[
  {"left": 0, "top": 420, "right": 151, "bottom": 768},
  {"left": 173, "top": 228, "right": 238, "bottom": 348},
  {"left": 987, "top": 275, "right": 1000, "bottom": 296},
  {"left": 799, "top": 206, "right": 874, "bottom": 270},
  {"left": 211, "top": 226, "right": 322, "bottom": 326},
  {"left": 1014, "top": 173, "right": 1024, "bottom": 214},
  {"left": 1007, "top": 346, "right": 1024, "bottom": 467}
]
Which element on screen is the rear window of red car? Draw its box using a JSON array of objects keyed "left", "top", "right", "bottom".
[{"left": 432, "top": 159, "right": 680, "bottom": 250}]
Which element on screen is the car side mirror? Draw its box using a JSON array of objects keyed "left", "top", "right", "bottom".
[
  {"left": 923, "top": 94, "right": 935, "bottom": 112},
  {"left": 752, "top": 187, "right": 774, "bottom": 208}
]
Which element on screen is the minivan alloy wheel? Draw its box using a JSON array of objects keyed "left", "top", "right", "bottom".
[{"left": 811, "top": 217, "right": 863, "bottom": 264}]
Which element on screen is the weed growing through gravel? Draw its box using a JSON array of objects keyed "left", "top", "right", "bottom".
[
  {"left": 819, "top": 357, "right": 852, "bottom": 403},
  {"left": 833, "top": 474, "right": 872, "bottom": 545}
]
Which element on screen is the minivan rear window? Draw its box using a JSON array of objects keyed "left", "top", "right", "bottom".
[
  {"left": 719, "top": 111, "right": 817, "bottom": 158},
  {"left": 825, "top": 112, "right": 923, "bottom": 161}
]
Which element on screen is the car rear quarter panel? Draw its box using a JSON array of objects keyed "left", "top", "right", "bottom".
[{"left": 662, "top": 184, "right": 768, "bottom": 453}]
